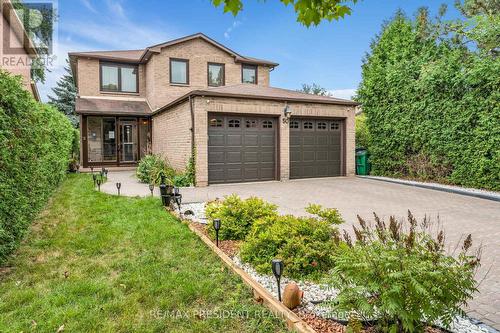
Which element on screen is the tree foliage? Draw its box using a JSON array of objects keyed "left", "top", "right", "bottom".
[
  {"left": 48, "top": 60, "right": 78, "bottom": 127},
  {"left": 357, "top": 6, "right": 500, "bottom": 190},
  {"left": 0, "top": 70, "right": 73, "bottom": 263},
  {"left": 211, "top": 0, "right": 358, "bottom": 26},
  {"left": 298, "top": 83, "right": 332, "bottom": 96}
]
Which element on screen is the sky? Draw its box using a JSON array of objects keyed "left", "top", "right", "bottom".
[{"left": 40, "top": 0, "right": 463, "bottom": 102}]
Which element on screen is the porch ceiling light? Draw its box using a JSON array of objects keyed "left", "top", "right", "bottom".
[{"left": 271, "top": 259, "right": 284, "bottom": 302}]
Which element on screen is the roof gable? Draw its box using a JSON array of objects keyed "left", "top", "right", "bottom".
[{"left": 146, "top": 33, "right": 241, "bottom": 58}]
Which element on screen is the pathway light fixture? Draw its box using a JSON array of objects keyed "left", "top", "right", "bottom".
[
  {"left": 272, "top": 259, "right": 284, "bottom": 302},
  {"left": 213, "top": 219, "right": 221, "bottom": 247}
]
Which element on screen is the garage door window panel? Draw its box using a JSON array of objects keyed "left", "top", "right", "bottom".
[
  {"left": 210, "top": 118, "right": 223, "bottom": 127},
  {"left": 228, "top": 119, "right": 241, "bottom": 128}
]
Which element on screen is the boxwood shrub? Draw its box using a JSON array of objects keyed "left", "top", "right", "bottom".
[
  {"left": 0, "top": 70, "right": 73, "bottom": 263},
  {"left": 240, "top": 204, "right": 343, "bottom": 279},
  {"left": 206, "top": 195, "right": 278, "bottom": 241}
]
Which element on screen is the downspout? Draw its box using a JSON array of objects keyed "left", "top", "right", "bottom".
[{"left": 189, "top": 95, "right": 196, "bottom": 185}]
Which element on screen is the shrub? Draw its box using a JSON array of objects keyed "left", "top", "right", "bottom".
[
  {"left": 173, "top": 154, "right": 195, "bottom": 187},
  {"left": 136, "top": 154, "right": 175, "bottom": 185},
  {"left": 240, "top": 204, "right": 343, "bottom": 279},
  {"left": 137, "top": 154, "right": 196, "bottom": 187},
  {"left": 0, "top": 70, "right": 73, "bottom": 263},
  {"left": 328, "top": 211, "right": 480, "bottom": 332},
  {"left": 206, "top": 195, "right": 278, "bottom": 241}
]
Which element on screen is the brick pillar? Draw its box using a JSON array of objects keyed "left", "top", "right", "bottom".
[
  {"left": 194, "top": 98, "right": 209, "bottom": 187},
  {"left": 279, "top": 114, "right": 290, "bottom": 182}
]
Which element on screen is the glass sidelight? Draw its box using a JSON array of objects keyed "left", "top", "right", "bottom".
[
  {"left": 87, "top": 117, "right": 117, "bottom": 162},
  {"left": 119, "top": 118, "right": 138, "bottom": 163}
]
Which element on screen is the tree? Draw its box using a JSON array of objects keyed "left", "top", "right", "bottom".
[
  {"left": 356, "top": 7, "right": 500, "bottom": 190},
  {"left": 454, "top": 0, "right": 500, "bottom": 54},
  {"left": 298, "top": 83, "right": 332, "bottom": 96},
  {"left": 48, "top": 60, "right": 78, "bottom": 127},
  {"left": 211, "top": 0, "right": 359, "bottom": 26}
]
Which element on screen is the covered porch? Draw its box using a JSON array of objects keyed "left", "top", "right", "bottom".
[{"left": 77, "top": 97, "right": 152, "bottom": 168}]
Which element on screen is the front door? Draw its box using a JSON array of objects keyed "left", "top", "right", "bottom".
[{"left": 119, "top": 118, "right": 138, "bottom": 163}]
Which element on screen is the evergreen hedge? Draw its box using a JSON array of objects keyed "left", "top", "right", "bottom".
[
  {"left": 0, "top": 70, "right": 73, "bottom": 263},
  {"left": 357, "top": 12, "right": 500, "bottom": 190}
]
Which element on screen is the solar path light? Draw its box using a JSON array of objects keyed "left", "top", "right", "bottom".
[
  {"left": 271, "top": 259, "right": 284, "bottom": 302},
  {"left": 213, "top": 219, "right": 221, "bottom": 247}
]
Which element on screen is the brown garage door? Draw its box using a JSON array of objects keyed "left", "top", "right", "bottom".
[
  {"left": 208, "top": 113, "right": 277, "bottom": 184},
  {"left": 289, "top": 118, "right": 343, "bottom": 179}
]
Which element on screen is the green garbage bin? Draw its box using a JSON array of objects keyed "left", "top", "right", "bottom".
[{"left": 356, "top": 148, "right": 370, "bottom": 175}]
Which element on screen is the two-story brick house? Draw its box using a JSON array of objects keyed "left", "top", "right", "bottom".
[{"left": 69, "top": 33, "right": 358, "bottom": 186}]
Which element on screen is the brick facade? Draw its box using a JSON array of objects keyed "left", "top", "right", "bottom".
[
  {"left": 77, "top": 58, "right": 147, "bottom": 99},
  {"left": 76, "top": 38, "right": 271, "bottom": 109},
  {"left": 152, "top": 96, "right": 355, "bottom": 187},
  {"left": 151, "top": 100, "right": 192, "bottom": 171}
]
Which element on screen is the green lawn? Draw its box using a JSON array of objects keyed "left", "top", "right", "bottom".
[{"left": 0, "top": 174, "right": 287, "bottom": 333}]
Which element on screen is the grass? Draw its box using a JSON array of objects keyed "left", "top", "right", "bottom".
[{"left": 0, "top": 174, "right": 288, "bottom": 333}]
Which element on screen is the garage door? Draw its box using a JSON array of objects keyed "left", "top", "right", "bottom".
[
  {"left": 290, "top": 118, "right": 343, "bottom": 179},
  {"left": 208, "top": 113, "right": 277, "bottom": 184}
]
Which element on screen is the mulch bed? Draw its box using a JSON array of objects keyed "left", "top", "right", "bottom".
[
  {"left": 189, "top": 222, "right": 241, "bottom": 257},
  {"left": 293, "top": 307, "right": 445, "bottom": 333}
]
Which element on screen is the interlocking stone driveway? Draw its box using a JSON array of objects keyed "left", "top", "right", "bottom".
[
  {"left": 103, "top": 172, "right": 500, "bottom": 329},
  {"left": 181, "top": 177, "right": 500, "bottom": 330}
]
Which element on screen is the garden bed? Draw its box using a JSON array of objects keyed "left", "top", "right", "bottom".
[{"left": 177, "top": 202, "right": 495, "bottom": 333}]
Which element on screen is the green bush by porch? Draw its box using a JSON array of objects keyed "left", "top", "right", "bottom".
[{"left": 0, "top": 70, "right": 73, "bottom": 263}]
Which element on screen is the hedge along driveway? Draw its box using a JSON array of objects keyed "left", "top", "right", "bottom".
[{"left": 0, "top": 175, "right": 287, "bottom": 333}]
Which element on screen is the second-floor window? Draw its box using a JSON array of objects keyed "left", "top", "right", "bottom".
[
  {"left": 242, "top": 64, "right": 257, "bottom": 84},
  {"left": 208, "top": 62, "right": 224, "bottom": 87},
  {"left": 170, "top": 58, "right": 189, "bottom": 85},
  {"left": 100, "top": 63, "right": 138, "bottom": 93}
]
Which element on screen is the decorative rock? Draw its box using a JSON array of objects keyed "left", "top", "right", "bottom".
[{"left": 282, "top": 283, "right": 303, "bottom": 310}]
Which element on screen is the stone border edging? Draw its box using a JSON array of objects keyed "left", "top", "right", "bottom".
[
  {"left": 170, "top": 210, "right": 317, "bottom": 333},
  {"left": 358, "top": 176, "right": 500, "bottom": 202}
]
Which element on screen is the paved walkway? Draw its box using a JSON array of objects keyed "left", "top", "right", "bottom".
[{"left": 101, "top": 171, "right": 500, "bottom": 329}]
